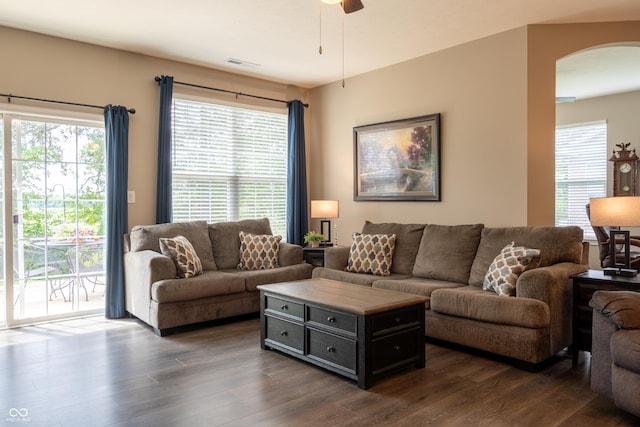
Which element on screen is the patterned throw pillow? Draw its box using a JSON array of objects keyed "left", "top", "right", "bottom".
[
  {"left": 346, "top": 233, "right": 396, "bottom": 276},
  {"left": 483, "top": 241, "right": 540, "bottom": 297},
  {"left": 237, "top": 231, "right": 282, "bottom": 270},
  {"left": 159, "top": 235, "right": 203, "bottom": 278}
]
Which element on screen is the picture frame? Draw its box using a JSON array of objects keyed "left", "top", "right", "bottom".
[{"left": 353, "top": 113, "right": 441, "bottom": 201}]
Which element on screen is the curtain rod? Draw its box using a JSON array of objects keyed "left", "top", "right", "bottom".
[
  {"left": 155, "top": 76, "right": 309, "bottom": 108},
  {"left": 0, "top": 92, "right": 136, "bottom": 114}
]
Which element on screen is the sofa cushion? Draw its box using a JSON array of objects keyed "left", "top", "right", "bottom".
[
  {"left": 361, "top": 221, "right": 426, "bottom": 275},
  {"left": 312, "top": 266, "right": 411, "bottom": 286},
  {"left": 159, "top": 235, "right": 203, "bottom": 278},
  {"left": 373, "top": 277, "right": 466, "bottom": 310},
  {"left": 151, "top": 271, "right": 246, "bottom": 303},
  {"left": 590, "top": 290, "right": 640, "bottom": 329},
  {"left": 346, "top": 233, "right": 396, "bottom": 276},
  {"left": 430, "top": 286, "right": 550, "bottom": 328},
  {"left": 237, "top": 232, "right": 281, "bottom": 270},
  {"left": 412, "top": 224, "right": 483, "bottom": 284},
  {"left": 468, "top": 226, "right": 584, "bottom": 286},
  {"left": 129, "top": 221, "right": 216, "bottom": 270},
  {"left": 228, "top": 263, "right": 315, "bottom": 292},
  {"left": 482, "top": 242, "right": 540, "bottom": 297},
  {"left": 208, "top": 218, "right": 273, "bottom": 270}
]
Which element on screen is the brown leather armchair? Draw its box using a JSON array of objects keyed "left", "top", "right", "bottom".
[
  {"left": 586, "top": 203, "right": 640, "bottom": 269},
  {"left": 590, "top": 290, "right": 640, "bottom": 417}
]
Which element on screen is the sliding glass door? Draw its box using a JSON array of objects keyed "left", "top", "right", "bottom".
[{"left": 3, "top": 112, "right": 105, "bottom": 326}]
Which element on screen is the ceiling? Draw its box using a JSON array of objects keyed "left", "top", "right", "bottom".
[{"left": 1, "top": 0, "right": 640, "bottom": 96}]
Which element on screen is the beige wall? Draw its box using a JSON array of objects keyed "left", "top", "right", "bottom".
[
  {"left": 557, "top": 89, "right": 640, "bottom": 190},
  {"left": 309, "top": 27, "right": 529, "bottom": 244},
  {"left": 3, "top": 21, "right": 640, "bottom": 242},
  {"left": 0, "top": 26, "right": 309, "bottom": 230},
  {"left": 527, "top": 21, "right": 640, "bottom": 225},
  {"left": 310, "top": 21, "right": 640, "bottom": 245}
]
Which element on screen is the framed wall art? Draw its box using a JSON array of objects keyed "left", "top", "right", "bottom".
[{"left": 353, "top": 113, "right": 441, "bottom": 201}]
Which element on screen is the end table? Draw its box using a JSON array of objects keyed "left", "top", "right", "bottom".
[{"left": 303, "top": 247, "right": 326, "bottom": 268}]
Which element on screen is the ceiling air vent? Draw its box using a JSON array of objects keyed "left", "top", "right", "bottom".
[{"left": 225, "top": 58, "right": 260, "bottom": 68}]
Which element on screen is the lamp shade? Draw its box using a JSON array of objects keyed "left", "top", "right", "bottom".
[
  {"left": 310, "top": 200, "right": 339, "bottom": 219},
  {"left": 589, "top": 197, "right": 640, "bottom": 226}
]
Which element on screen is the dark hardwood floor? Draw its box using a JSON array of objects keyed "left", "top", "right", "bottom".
[{"left": 1, "top": 315, "right": 638, "bottom": 427}]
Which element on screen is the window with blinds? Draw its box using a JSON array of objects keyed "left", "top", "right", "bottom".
[
  {"left": 172, "top": 98, "right": 288, "bottom": 239},
  {"left": 555, "top": 120, "right": 607, "bottom": 240}
]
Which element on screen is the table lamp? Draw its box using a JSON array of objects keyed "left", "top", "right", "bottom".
[
  {"left": 589, "top": 196, "right": 640, "bottom": 277},
  {"left": 310, "top": 200, "right": 339, "bottom": 246}
]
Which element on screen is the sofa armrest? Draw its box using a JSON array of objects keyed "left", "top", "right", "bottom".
[
  {"left": 124, "top": 250, "right": 176, "bottom": 324},
  {"left": 516, "top": 262, "right": 588, "bottom": 354},
  {"left": 590, "top": 290, "right": 640, "bottom": 329},
  {"left": 517, "top": 262, "right": 586, "bottom": 302},
  {"left": 324, "top": 246, "right": 350, "bottom": 270},
  {"left": 279, "top": 242, "right": 303, "bottom": 266}
]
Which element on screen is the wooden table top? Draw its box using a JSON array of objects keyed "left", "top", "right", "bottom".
[{"left": 258, "top": 278, "right": 427, "bottom": 316}]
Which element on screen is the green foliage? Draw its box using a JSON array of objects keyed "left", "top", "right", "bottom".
[
  {"left": 14, "top": 119, "right": 106, "bottom": 240},
  {"left": 304, "top": 231, "right": 326, "bottom": 243}
]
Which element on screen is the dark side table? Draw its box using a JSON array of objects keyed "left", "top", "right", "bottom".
[
  {"left": 303, "top": 247, "right": 327, "bottom": 268},
  {"left": 571, "top": 269, "right": 640, "bottom": 366}
]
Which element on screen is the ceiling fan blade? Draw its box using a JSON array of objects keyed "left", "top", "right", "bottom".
[{"left": 342, "top": 0, "right": 364, "bottom": 14}]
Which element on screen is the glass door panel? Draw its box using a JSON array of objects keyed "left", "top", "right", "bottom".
[{"left": 9, "top": 116, "right": 105, "bottom": 323}]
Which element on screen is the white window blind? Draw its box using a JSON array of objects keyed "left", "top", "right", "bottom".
[
  {"left": 172, "top": 98, "right": 288, "bottom": 239},
  {"left": 555, "top": 120, "right": 607, "bottom": 240}
]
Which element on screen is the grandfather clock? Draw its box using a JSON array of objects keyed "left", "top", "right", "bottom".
[{"left": 610, "top": 143, "right": 639, "bottom": 196}]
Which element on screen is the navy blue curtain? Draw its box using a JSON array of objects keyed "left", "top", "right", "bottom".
[
  {"left": 104, "top": 105, "right": 129, "bottom": 319},
  {"left": 286, "top": 100, "right": 308, "bottom": 245},
  {"left": 156, "top": 75, "right": 173, "bottom": 224}
]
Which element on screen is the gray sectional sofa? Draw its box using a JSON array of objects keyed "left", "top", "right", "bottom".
[
  {"left": 312, "top": 221, "right": 589, "bottom": 367},
  {"left": 124, "top": 218, "right": 313, "bottom": 335}
]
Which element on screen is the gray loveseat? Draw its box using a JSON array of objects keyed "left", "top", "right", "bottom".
[
  {"left": 312, "top": 221, "right": 589, "bottom": 367},
  {"left": 124, "top": 218, "right": 313, "bottom": 335},
  {"left": 590, "top": 290, "right": 640, "bottom": 417}
]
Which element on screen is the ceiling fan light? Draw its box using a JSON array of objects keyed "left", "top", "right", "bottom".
[{"left": 322, "top": 0, "right": 342, "bottom": 4}]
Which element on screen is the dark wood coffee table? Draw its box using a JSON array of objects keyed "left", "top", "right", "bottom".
[{"left": 258, "top": 278, "right": 427, "bottom": 389}]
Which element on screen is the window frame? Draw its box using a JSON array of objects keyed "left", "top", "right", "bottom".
[
  {"left": 170, "top": 93, "right": 289, "bottom": 239},
  {"left": 555, "top": 120, "right": 608, "bottom": 240}
]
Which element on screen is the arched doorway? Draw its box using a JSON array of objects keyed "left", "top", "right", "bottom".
[{"left": 555, "top": 44, "right": 640, "bottom": 267}]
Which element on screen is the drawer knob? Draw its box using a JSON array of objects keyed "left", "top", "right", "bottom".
[
  {"left": 327, "top": 316, "right": 336, "bottom": 323},
  {"left": 394, "top": 317, "right": 401, "bottom": 323},
  {"left": 394, "top": 345, "right": 400, "bottom": 352},
  {"left": 326, "top": 346, "right": 335, "bottom": 353},
  {"left": 280, "top": 330, "right": 288, "bottom": 336},
  {"left": 280, "top": 304, "right": 288, "bottom": 310}
]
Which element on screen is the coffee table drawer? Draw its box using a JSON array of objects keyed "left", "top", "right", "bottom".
[
  {"left": 372, "top": 306, "right": 422, "bottom": 334},
  {"left": 307, "top": 305, "right": 357, "bottom": 335},
  {"left": 308, "top": 329, "right": 357, "bottom": 373},
  {"left": 265, "top": 295, "right": 304, "bottom": 319},
  {"left": 265, "top": 316, "right": 304, "bottom": 353},
  {"left": 372, "top": 327, "right": 422, "bottom": 372}
]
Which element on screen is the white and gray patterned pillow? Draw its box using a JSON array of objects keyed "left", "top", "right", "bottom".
[
  {"left": 159, "top": 235, "right": 203, "bottom": 278},
  {"left": 345, "top": 233, "right": 396, "bottom": 276},
  {"left": 483, "top": 241, "right": 540, "bottom": 297},
  {"left": 237, "top": 231, "right": 282, "bottom": 270}
]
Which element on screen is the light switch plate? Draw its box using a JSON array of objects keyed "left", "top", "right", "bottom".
[{"left": 128, "top": 191, "right": 136, "bottom": 204}]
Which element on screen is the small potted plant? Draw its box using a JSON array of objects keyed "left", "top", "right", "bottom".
[{"left": 304, "top": 231, "right": 326, "bottom": 248}]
